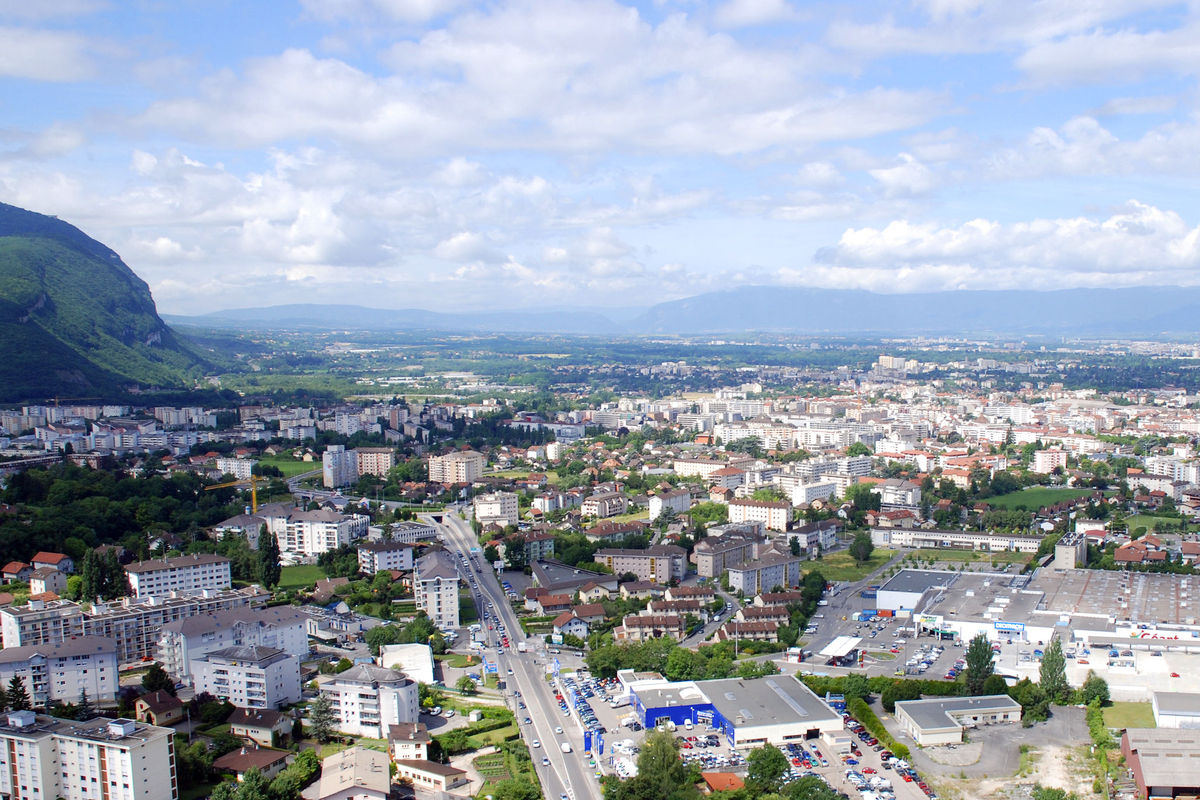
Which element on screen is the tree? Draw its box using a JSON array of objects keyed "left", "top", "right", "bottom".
[
  {"left": 746, "top": 744, "right": 790, "bottom": 794},
  {"left": 142, "top": 664, "right": 177, "bottom": 697},
  {"left": 239, "top": 767, "right": 271, "bottom": 800},
  {"left": 1081, "top": 670, "right": 1110, "bottom": 705},
  {"left": 846, "top": 442, "right": 873, "bottom": 457},
  {"left": 849, "top": 532, "right": 874, "bottom": 565},
  {"left": 880, "top": 680, "right": 922, "bottom": 713},
  {"left": 504, "top": 536, "right": 527, "bottom": 570},
  {"left": 257, "top": 525, "right": 282, "bottom": 589},
  {"left": 334, "top": 658, "right": 354, "bottom": 673},
  {"left": 964, "top": 633, "right": 994, "bottom": 696},
  {"left": 77, "top": 689, "right": 95, "bottom": 721},
  {"left": 1039, "top": 638, "right": 1069, "bottom": 703},
  {"left": 981, "top": 675, "right": 1009, "bottom": 696},
  {"left": 0, "top": 684, "right": 8, "bottom": 713},
  {"left": 842, "top": 674, "right": 871, "bottom": 703},
  {"left": 789, "top": 537, "right": 801, "bottom": 557},
  {"left": 788, "top": 774, "right": 842, "bottom": 800},
  {"left": 307, "top": 693, "right": 336, "bottom": 743},
  {"left": 7, "top": 675, "right": 30, "bottom": 711},
  {"left": 483, "top": 545, "right": 500, "bottom": 563},
  {"left": 456, "top": 675, "right": 477, "bottom": 695},
  {"left": 291, "top": 718, "right": 304, "bottom": 742},
  {"left": 365, "top": 624, "right": 404, "bottom": 656}
]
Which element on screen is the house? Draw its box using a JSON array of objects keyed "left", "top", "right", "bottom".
[
  {"left": 665, "top": 585, "right": 715, "bottom": 604},
  {"left": 577, "top": 582, "right": 612, "bottom": 603},
  {"left": 2, "top": 562, "right": 32, "bottom": 583},
  {"left": 619, "top": 581, "right": 663, "bottom": 600},
  {"left": 28, "top": 567, "right": 66, "bottom": 596},
  {"left": 319, "top": 747, "right": 391, "bottom": 800},
  {"left": 134, "top": 691, "right": 185, "bottom": 726},
  {"left": 228, "top": 707, "right": 291, "bottom": 747},
  {"left": 213, "top": 745, "right": 289, "bottom": 782},
  {"left": 535, "top": 594, "right": 574, "bottom": 616},
  {"left": 31, "top": 552, "right": 74, "bottom": 574},
  {"left": 552, "top": 611, "right": 591, "bottom": 639},
  {"left": 572, "top": 603, "right": 606, "bottom": 624},
  {"left": 393, "top": 760, "right": 467, "bottom": 793},
  {"left": 878, "top": 510, "right": 917, "bottom": 529},
  {"left": 613, "top": 614, "right": 685, "bottom": 642},
  {"left": 312, "top": 577, "right": 351, "bottom": 604},
  {"left": 388, "top": 722, "right": 431, "bottom": 761}
]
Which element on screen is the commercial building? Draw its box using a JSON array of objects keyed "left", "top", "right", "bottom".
[
  {"left": 875, "top": 570, "right": 958, "bottom": 613},
  {"left": 357, "top": 541, "right": 415, "bottom": 574},
  {"left": 377, "top": 643, "right": 435, "bottom": 685},
  {"left": 316, "top": 664, "right": 420, "bottom": 738},
  {"left": 649, "top": 489, "right": 691, "bottom": 521},
  {"left": 354, "top": 448, "right": 395, "bottom": 477},
  {"left": 157, "top": 606, "right": 307, "bottom": 680},
  {"left": 386, "top": 520, "right": 438, "bottom": 543},
  {"left": 428, "top": 451, "right": 484, "bottom": 484},
  {"left": 125, "top": 554, "right": 232, "bottom": 598},
  {"left": 870, "top": 528, "right": 1042, "bottom": 553},
  {"left": 894, "top": 696, "right": 1022, "bottom": 745},
  {"left": 593, "top": 545, "right": 687, "bottom": 585},
  {"left": 1153, "top": 692, "right": 1200, "bottom": 729},
  {"left": 414, "top": 550, "right": 460, "bottom": 630},
  {"left": 530, "top": 559, "right": 618, "bottom": 595},
  {"left": 474, "top": 492, "right": 520, "bottom": 526},
  {"left": 629, "top": 674, "right": 844, "bottom": 750},
  {"left": 323, "top": 445, "right": 358, "bottom": 488},
  {"left": 0, "top": 637, "right": 119, "bottom": 705},
  {"left": 1, "top": 587, "right": 270, "bottom": 664},
  {"left": 282, "top": 509, "right": 369, "bottom": 557},
  {"left": 727, "top": 499, "right": 790, "bottom": 532},
  {"left": 0, "top": 712, "right": 177, "bottom": 800},
  {"left": 1122, "top": 728, "right": 1200, "bottom": 800},
  {"left": 319, "top": 747, "right": 390, "bottom": 800},
  {"left": 192, "top": 645, "right": 302, "bottom": 710}
]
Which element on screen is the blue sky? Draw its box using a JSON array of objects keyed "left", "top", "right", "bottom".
[{"left": 3, "top": 0, "right": 1200, "bottom": 314}]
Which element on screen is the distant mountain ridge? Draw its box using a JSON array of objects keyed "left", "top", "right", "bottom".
[
  {"left": 0, "top": 202, "right": 203, "bottom": 402},
  {"left": 169, "top": 285, "right": 1200, "bottom": 337}
]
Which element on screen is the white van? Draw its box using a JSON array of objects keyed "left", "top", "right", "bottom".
[{"left": 684, "top": 720, "right": 693, "bottom": 730}]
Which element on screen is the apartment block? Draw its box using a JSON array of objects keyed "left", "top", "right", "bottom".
[
  {"left": 580, "top": 491, "right": 628, "bottom": 519},
  {"left": 726, "top": 548, "right": 801, "bottom": 596},
  {"left": 157, "top": 606, "right": 308, "bottom": 680},
  {"left": 648, "top": 489, "right": 691, "bottom": 521},
  {"left": 216, "top": 458, "right": 256, "bottom": 480},
  {"left": 728, "top": 498, "right": 791, "bottom": 532},
  {"left": 428, "top": 451, "right": 484, "bottom": 484},
  {"left": 691, "top": 530, "right": 766, "bottom": 578},
  {"left": 193, "top": 645, "right": 302, "bottom": 710},
  {"left": 474, "top": 492, "right": 519, "bottom": 527},
  {"left": 1032, "top": 448, "right": 1069, "bottom": 474},
  {"left": 283, "top": 509, "right": 369, "bottom": 557},
  {"left": 126, "top": 554, "right": 232, "bottom": 598},
  {"left": 414, "top": 550, "right": 460, "bottom": 630},
  {"left": 316, "top": 664, "right": 420, "bottom": 738},
  {"left": 592, "top": 545, "right": 687, "bottom": 585},
  {"left": 355, "top": 448, "right": 395, "bottom": 478},
  {"left": 0, "top": 637, "right": 119, "bottom": 706},
  {"left": 0, "top": 713, "right": 177, "bottom": 800},
  {"left": 357, "top": 541, "right": 415, "bottom": 574},
  {"left": 323, "top": 445, "right": 358, "bottom": 488}
]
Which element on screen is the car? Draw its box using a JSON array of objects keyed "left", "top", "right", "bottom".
[
  {"left": 508, "top": 669, "right": 514, "bottom": 675},
  {"left": 1172, "top": 672, "right": 1182, "bottom": 678},
  {"left": 863, "top": 768, "right": 877, "bottom": 774},
  {"left": 846, "top": 759, "right": 859, "bottom": 765},
  {"left": 524, "top": 717, "right": 532, "bottom": 724},
  {"left": 556, "top": 726, "right": 563, "bottom": 734},
  {"left": 532, "top": 740, "right": 540, "bottom": 748},
  {"left": 542, "top": 757, "right": 550, "bottom": 766}
]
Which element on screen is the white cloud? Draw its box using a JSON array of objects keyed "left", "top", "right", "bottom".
[
  {"left": 713, "top": 0, "right": 800, "bottom": 29},
  {"left": 433, "top": 231, "right": 504, "bottom": 262},
  {"left": 1017, "top": 24, "right": 1200, "bottom": 86},
  {"left": 300, "top": 0, "right": 466, "bottom": 23},
  {"left": 1091, "top": 95, "right": 1177, "bottom": 116},
  {"left": 868, "top": 153, "right": 937, "bottom": 197},
  {"left": 0, "top": 0, "right": 105, "bottom": 20},
  {"left": 0, "top": 27, "right": 96, "bottom": 81}
]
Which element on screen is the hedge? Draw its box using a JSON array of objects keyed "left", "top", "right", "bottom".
[{"left": 848, "top": 697, "right": 910, "bottom": 760}]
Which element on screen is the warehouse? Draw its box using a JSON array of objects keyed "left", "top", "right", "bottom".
[
  {"left": 894, "top": 695, "right": 1022, "bottom": 745},
  {"left": 1122, "top": 728, "right": 1200, "bottom": 799},
  {"left": 1153, "top": 692, "right": 1200, "bottom": 729},
  {"left": 629, "top": 674, "right": 844, "bottom": 751},
  {"left": 876, "top": 570, "right": 957, "bottom": 613}
]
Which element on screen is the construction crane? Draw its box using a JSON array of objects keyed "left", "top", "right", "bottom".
[
  {"left": 205, "top": 475, "right": 266, "bottom": 514},
  {"left": 45, "top": 396, "right": 104, "bottom": 407}
]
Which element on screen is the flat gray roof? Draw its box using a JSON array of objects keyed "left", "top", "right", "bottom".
[
  {"left": 879, "top": 569, "right": 957, "bottom": 596},
  {"left": 1125, "top": 728, "right": 1200, "bottom": 788},
  {"left": 1156, "top": 692, "right": 1200, "bottom": 717},
  {"left": 705, "top": 676, "right": 841, "bottom": 729},
  {"left": 896, "top": 695, "right": 1022, "bottom": 732}
]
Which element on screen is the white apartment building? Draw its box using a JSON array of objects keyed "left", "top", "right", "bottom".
[
  {"left": 355, "top": 448, "right": 395, "bottom": 477},
  {"left": 157, "top": 606, "right": 308, "bottom": 680},
  {"left": 414, "top": 550, "right": 460, "bottom": 630},
  {"left": 545, "top": 442, "right": 567, "bottom": 461},
  {"left": 283, "top": 509, "right": 369, "bottom": 557},
  {"left": 386, "top": 521, "right": 439, "bottom": 544},
  {"left": 790, "top": 481, "right": 838, "bottom": 506},
  {"left": 216, "top": 457, "right": 256, "bottom": 480},
  {"left": 193, "top": 645, "right": 302, "bottom": 710},
  {"left": 649, "top": 489, "right": 691, "bottom": 521},
  {"left": 873, "top": 478, "right": 923, "bottom": 510},
  {"left": 727, "top": 499, "right": 791, "bottom": 532},
  {"left": 474, "top": 492, "right": 519, "bottom": 526},
  {"left": 428, "top": 451, "right": 484, "bottom": 484},
  {"left": 581, "top": 491, "right": 629, "bottom": 519},
  {"left": 0, "top": 637, "right": 119, "bottom": 705},
  {"left": 593, "top": 545, "right": 687, "bottom": 585},
  {"left": 673, "top": 456, "right": 756, "bottom": 479},
  {"left": 0, "top": 713, "right": 177, "bottom": 800},
  {"left": 1032, "top": 448, "right": 1069, "bottom": 474},
  {"left": 358, "top": 541, "right": 415, "bottom": 574},
  {"left": 323, "top": 445, "right": 358, "bottom": 488},
  {"left": 125, "top": 554, "right": 232, "bottom": 598},
  {"left": 316, "top": 664, "right": 420, "bottom": 738}
]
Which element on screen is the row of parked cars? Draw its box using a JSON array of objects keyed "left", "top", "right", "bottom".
[
  {"left": 558, "top": 675, "right": 608, "bottom": 735},
  {"left": 677, "top": 734, "right": 745, "bottom": 770},
  {"left": 500, "top": 579, "right": 518, "bottom": 600},
  {"left": 904, "top": 644, "right": 947, "bottom": 674},
  {"left": 844, "top": 714, "right": 937, "bottom": 800}
]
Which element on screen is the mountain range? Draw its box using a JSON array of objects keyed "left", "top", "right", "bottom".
[
  {"left": 167, "top": 285, "right": 1200, "bottom": 337},
  {"left": 0, "top": 202, "right": 203, "bottom": 402}
]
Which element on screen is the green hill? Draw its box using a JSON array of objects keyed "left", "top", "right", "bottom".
[{"left": 0, "top": 202, "right": 205, "bottom": 402}]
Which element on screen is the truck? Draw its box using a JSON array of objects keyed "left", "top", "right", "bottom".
[{"left": 516, "top": 642, "right": 527, "bottom": 653}]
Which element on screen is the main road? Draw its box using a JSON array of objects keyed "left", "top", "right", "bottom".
[{"left": 426, "top": 511, "right": 603, "bottom": 800}]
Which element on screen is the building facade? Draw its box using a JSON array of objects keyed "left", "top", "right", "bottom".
[
  {"left": 474, "top": 492, "right": 519, "bottom": 526},
  {"left": 323, "top": 445, "right": 358, "bottom": 488},
  {"left": 649, "top": 489, "right": 691, "bottom": 521},
  {"left": 593, "top": 545, "right": 687, "bottom": 585},
  {"left": 126, "top": 554, "right": 232, "bottom": 598},
  {"left": 282, "top": 510, "right": 369, "bottom": 557},
  {"left": 428, "top": 451, "right": 484, "bottom": 484},
  {"left": 354, "top": 448, "right": 395, "bottom": 478},
  {"left": 192, "top": 645, "right": 302, "bottom": 710},
  {"left": 414, "top": 551, "right": 460, "bottom": 630},
  {"left": 316, "top": 665, "right": 420, "bottom": 738},
  {"left": 357, "top": 542, "right": 415, "bottom": 575},
  {"left": 0, "top": 637, "right": 119, "bottom": 705},
  {"left": 727, "top": 499, "right": 790, "bottom": 532},
  {"left": 157, "top": 606, "right": 308, "bottom": 680}
]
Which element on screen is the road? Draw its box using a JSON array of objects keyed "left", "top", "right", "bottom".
[{"left": 428, "top": 512, "right": 601, "bottom": 800}]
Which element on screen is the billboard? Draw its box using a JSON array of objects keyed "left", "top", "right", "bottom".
[
  {"left": 584, "top": 730, "right": 593, "bottom": 752},
  {"left": 552, "top": 633, "right": 564, "bottom": 645},
  {"left": 596, "top": 733, "right": 604, "bottom": 756}
]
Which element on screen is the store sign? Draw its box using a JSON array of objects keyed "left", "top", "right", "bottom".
[{"left": 994, "top": 621, "right": 1025, "bottom": 633}]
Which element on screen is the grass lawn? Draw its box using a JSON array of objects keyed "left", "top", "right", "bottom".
[
  {"left": 490, "top": 470, "right": 560, "bottom": 481},
  {"left": 1125, "top": 514, "right": 1199, "bottom": 534},
  {"left": 986, "top": 487, "right": 1099, "bottom": 510},
  {"left": 807, "top": 549, "right": 896, "bottom": 582},
  {"left": 604, "top": 510, "right": 651, "bottom": 524},
  {"left": 279, "top": 564, "right": 325, "bottom": 591},
  {"left": 1104, "top": 702, "right": 1156, "bottom": 729},
  {"left": 258, "top": 456, "right": 317, "bottom": 478},
  {"left": 469, "top": 724, "right": 518, "bottom": 747},
  {"left": 179, "top": 781, "right": 223, "bottom": 800},
  {"left": 438, "top": 652, "right": 481, "bottom": 669}
]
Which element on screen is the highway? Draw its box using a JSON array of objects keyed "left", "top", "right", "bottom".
[{"left": 428, "top": 512, "right": 602, "bottom": 800}]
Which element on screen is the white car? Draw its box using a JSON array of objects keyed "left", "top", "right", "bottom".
[
  {"left": 532, "top": 740, "right": 541, "bottom": 748},
  {"left": 508, "top": 668, "right": 514, "bottom": 675},
  {"left": 542, "top": 757, "right": 550, "bottom": 766},
  {"left": 555, "top": 726, "right": 563, "bottom": 734}
]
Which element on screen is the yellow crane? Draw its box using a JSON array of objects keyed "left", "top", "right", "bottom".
[{"left": 205, "top": 474, "right": 266, "bottom": 514}]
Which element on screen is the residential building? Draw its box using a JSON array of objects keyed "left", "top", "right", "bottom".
[
  {"left": 193, "top": 645, "right": 301, "bottom": 710},
  {"left": 649, "top": 489, "right": 691, "bottom": 521},
  {"left": 581, "top": 491, "right": 629, "bottom": 519},
  {"left": 414, "top": 550, "right": 460, "bottom": 630},
  {"left": 530, "top": 559, "right": 617, "bottom": 595},
  {"left": 213, "top": 746, "right": 289, "bottom": 782},
  {"left": 790, "top": 481, "right": 838, "bottom": 506},
  {"left": 506, "top": 531, "right": 556, "bottom": 563},
  {"left": 357, "top": 541, "right": 415, "bottom": 574},
  {"left": 216, "top": 457, "right": 257, "bottom": 480},
  {"left": 673, "top": 456, "right": 755, "bottom": 479},
  {"left": 157, "top": 606, "right": 307, "bottom": 680},
  {"left": 319, "top": 747, "right": 391, "bottom": 800},
  {"left": 228, "top": 708, "right": 291, "bottom": 747},
  {"left": 283, "top": 509, "right": 369, "bottom": 557},
  {"left": 0, "top": 636, "right": 119, "bottom": 705},
  {"left": 691, "top": 530, "right": 766, "bottom": 579},
  {"left": 387, "top": 722, "right": 431, "bottom": 761},
  {"left": 126, "top": 554, "right": 232, "bottom": 598},
  {"left": 1032, "top": 449, "right": 1069, "bottom": 474},
  {"left": 2, "top": 562, "right": 33, "bottom": 583},
  {"left": 134, "top": 691, "right": 184, "bottom": 726},
  {"left": 377, "top": 643, "right": 435, "bottom": 685},
  {"left": 392, "top": 760, "right": 467, "bottom": 793},
  {"left": 28, "top": 568, "right": 66, "bottom": 597},
  {"left": 474, "top": 492, "right": 520, "bottom": 526},
  {"left": 593, "top": 545, "right": 687, "bottom": 585},
  {"left": 726, "top": 546, "right": 801, "bottom": 595},
  {"left": 30, "top": 553, "right": 73, "bottom": 574},
  {"left": 355, "top": 448, "right": 395, "bottom": 477},
  {"left": 727, "top": 499, "right": 790, "bottom": 532},
  {"left": 583, "top": 520, "right": 648, "bottom": 543},
  {"left": 552, "top": 612, "right": 590, "bottom": 639},
  {"left": 323, "top": 445, "right": 358, "bottom": 488},
  {"left": 316, "top": 664, "right": 420, "bottom": 738},
  {"left": 386, "top": 520, "right": 439, "bottom": 543},
  {"left": 428, "top": 451, "right": 485, "bottom": 484},
  {"left": 873, "top": 479, "right": 923, "bottom": 512},
  {"left": 613, "top": 614, "right": 686, "bottom": 641}
]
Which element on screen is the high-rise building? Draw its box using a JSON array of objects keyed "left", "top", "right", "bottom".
[
  {"left": 192, "top": 645, "right": 302, "bottom": 710},
  {"left": 125, "top": 554, "right": 232, "bottom": 598},
  {"left": 414, "top": 551, "right": 460, "bottom": 630},
  {"left": 355, "top": 448, "right": 396, "bottom": 477},
  {"left": 323, "top": 445, "right": 358, "bottom": 488},
  {"left": 0, "top": 637, "right": 119, "bottom": 705},
  {"left": 428, "top": 451, "right": 484, "bottom": 484},
  {"left": 316, "top": 665, "right": 420, "bottom": 738}
]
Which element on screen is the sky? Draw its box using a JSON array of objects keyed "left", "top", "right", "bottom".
[{"left": 4, "top": 0, "right": 1200, "bottom": 315}]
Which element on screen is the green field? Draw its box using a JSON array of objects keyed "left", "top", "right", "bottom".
[
  {"left": 806, "top": 549, "right": 896, "bottom": 582},
  {"left": 279, "top": 564, "right": 325, "bottom": 591},
  {"left": 1103, "top": 701, "right": 1156, "bottom": 729},
  {"left": 259, "top": 456, "right": 318, "bottom": 478},
  {"left": 1125, "top": 514, "right": 1199, "bottom": 534},
  {"left": 985, "top": 488, "right": 1098, "bottom": 510}
]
